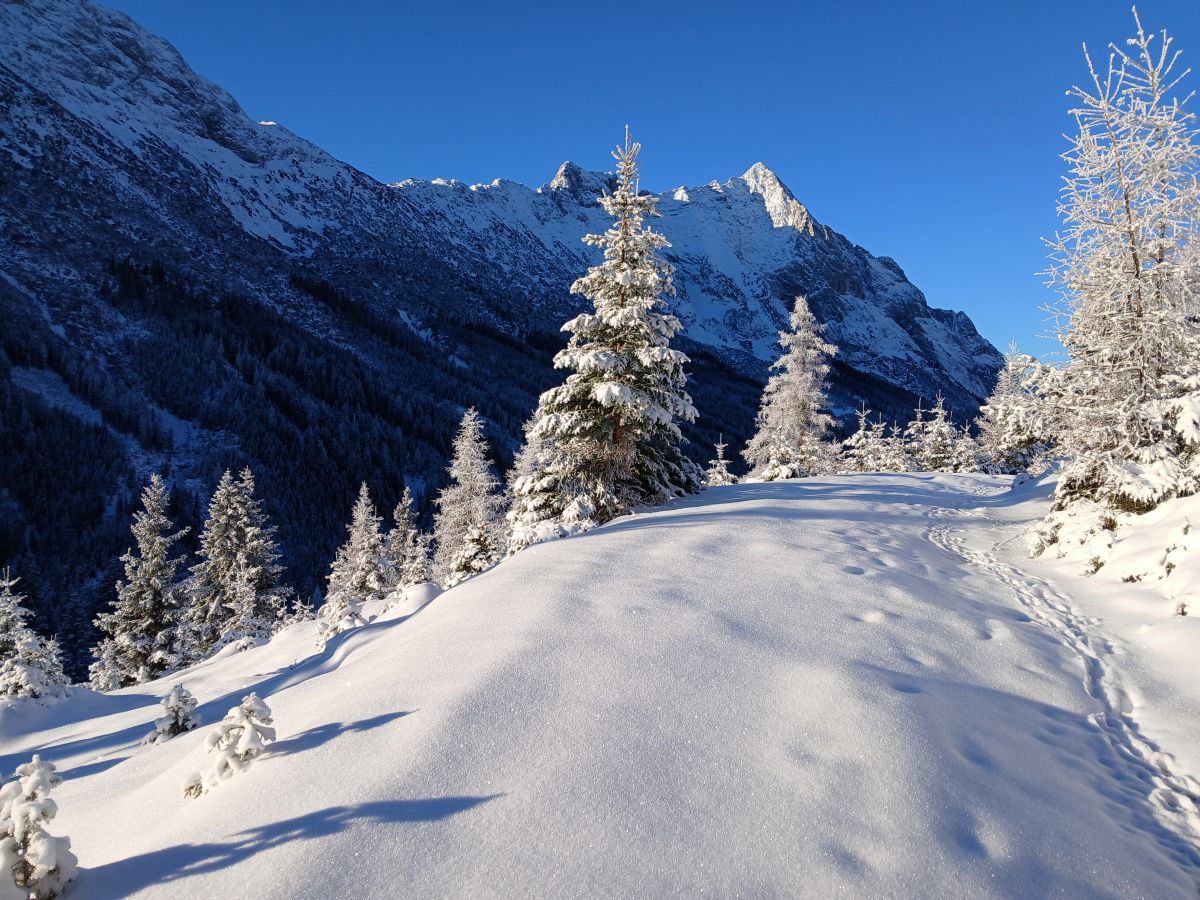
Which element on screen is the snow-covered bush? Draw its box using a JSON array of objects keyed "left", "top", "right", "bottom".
[
  {"left": 0, "top": 570, "right": 68, "bottom": 701},
  {"left": 142, "top": 684, "right": 200, "bottom": 746},
  {"left": 183, "top": 693, "right": 275, "bottom": 798},
  {"left": 0, "top": 755, "right": 77, "bottom": 899},
  {"left": 744, "top": 296, "right": 838, "bottom": 480}
]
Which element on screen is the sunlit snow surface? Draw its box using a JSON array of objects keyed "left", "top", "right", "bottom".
[{"left": 2, "top": 475, "right": 1198, "bottom": 897}]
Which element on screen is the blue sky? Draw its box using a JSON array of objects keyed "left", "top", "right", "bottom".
[{"left": 103, "top": 0, "right": 1200, "bottom": 358}]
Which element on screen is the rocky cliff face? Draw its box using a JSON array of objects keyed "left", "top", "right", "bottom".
[{"left": 0, "top": 0, "right": 1002, "bottom": 668}]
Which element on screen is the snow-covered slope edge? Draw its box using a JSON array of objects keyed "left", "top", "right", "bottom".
[{"left": 2, "top": 476, "right": 1197, "bottom": 898}]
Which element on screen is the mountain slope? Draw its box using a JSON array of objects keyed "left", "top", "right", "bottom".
[
  {"left": 2, "top": 476, "right": 1198, "bottom": 898},
  {"left": 0, "top": 0, "right": 1001, "bottom": 671}
]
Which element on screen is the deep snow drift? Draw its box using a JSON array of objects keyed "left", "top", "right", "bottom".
[{"left": 2, "top": 475, "right": 1198, "bottom": 897}]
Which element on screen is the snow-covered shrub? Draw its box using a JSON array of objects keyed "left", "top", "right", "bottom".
[
  {"left": 142, "top": 684, "right": 200, "bottom": 746},
  {"left": 744, "top": 296, "right": 838, "bottom": 480},
  {"left": 0, "top": 755, "right": 77, "bottom": 899},
  {"left": 183, "top": 693, "right": 275, "bottom": 798}
]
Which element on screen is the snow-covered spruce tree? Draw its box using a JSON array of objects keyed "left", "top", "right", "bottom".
[
  {"left": 142, "top": 683, "right": 199, "bottom": 745},
  {"left": 0, "top": 569, "right": 67, "bottom": 701},
  {"left": 433, "top": 409, "right": 506, "bottom": 586},
  {"left": 0, "top": 755, "right": 77, "bottom": 899},
  {"left": 317, "top": 483, "right": 384, "bottom": 646},
  {"left": 704, "top": 436, "right": 736, "bottom": 486},
  {"left": 744, "top": 296, "right": 838, "bottom": 480},
  {"left": 952, "top": 425, "right": 982, "bottom": 474},
  {"left": 1045, "top": 11, "right": 1200, "bottom": 513},
  {"left": 841, "top": 407, "right": 874, "bottom": 473},
  {"left": 90, "top": 474, "right": 188, "bottom": 691},
  {"left": 909, "top": 395, "right": 958, "bottom": 472},
  {"left": 976, "top": 345, "right": 1054, "bottom": 474},
  {"left": 530, "top": 130, "right": 700, "bottom": 526},
  {"left": 182, "top": 468, "right": 291, "bottom": 660},
  {"left": 182, "top": 693, "right": 275, "bottom": 798},
  {"left": 879, "top": 423, "right": 911, "bottom": 473},
  {"left": 382, "top": 487, "right": 429, "bottom": 596},
  {"left": 506, "top": 417, "right": 571, "bottom": 554}
]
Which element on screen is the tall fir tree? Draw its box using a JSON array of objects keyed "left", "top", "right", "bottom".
[
  {"left": 318, "top": 483, "right": 385, "bottom": 645},
  {"left": 90, "top": 474, "right": 188, "bottom": 690},
  {"left": 527, "top": 129, "right": 699, "bottom": 529},
  {"left": 1046, "top": 11, "right": 1200, "bottom": 512},
  {"left": 744, "top": 296, "right": 838, "bottom": 480},
  {"left": 182, "top": 468, "right": 291, "bottom": 660},
  {"left": 383, "top": 487, "right": 430, "bottom": 594},
  {"left": 433, "top": 409, "right": 506, "bottom": 586}
]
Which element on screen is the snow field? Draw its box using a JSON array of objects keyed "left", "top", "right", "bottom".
[{"left": 1, "top": 475, "right": 1198, "bottom": 897}]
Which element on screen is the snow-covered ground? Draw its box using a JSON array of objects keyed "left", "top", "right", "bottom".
[{"left": 2, "top": 475, "right": 1199, "bottom": 897}]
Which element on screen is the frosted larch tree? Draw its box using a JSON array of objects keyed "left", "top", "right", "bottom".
[
  {"left": 1046, "top": 10, "right": 1200, "bottom": 512},
  {"left": 90, "top": 474, "right": 188, "bottom": 690},
  {"left": 744, "top": 296, "right": 838, "bottom": 480},
  {"left": 434, "top": 409, "right": 506, "bottom": 586}
]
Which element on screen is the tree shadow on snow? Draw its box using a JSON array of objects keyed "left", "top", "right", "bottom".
[
  {"left": 82, "top": 794, "right": 502, "bottom": 898},
  {"left": 267, "top": 711, "right": 413, "bottom": 758}
]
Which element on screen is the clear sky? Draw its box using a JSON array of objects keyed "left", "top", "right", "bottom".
[{"left": 101, "top": 0, "right": 1200, "bottom": 359}]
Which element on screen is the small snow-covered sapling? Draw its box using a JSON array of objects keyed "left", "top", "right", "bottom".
[
  {"left": 0, "top": 754, "right": 78, "bottom": 899},
  {"left": 142, "top": 684, "right": 200, "bottom": 745},
  {"left": 183, "top": 693, "right": 276, "bottom": 798}
]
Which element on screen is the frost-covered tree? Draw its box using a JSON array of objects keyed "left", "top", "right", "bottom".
[
  {"left": 878, "top": 423, "right": 911, "bottom": 473},
  {"left": 433, "top": 409, "right": 506, "bottom": 586},
  {"left": 382, "top": 488, "right": 429, "bottom": 594},
  {"left": 0, "top": 755, "right": 77, "bottom": 899},
  {"left": 182, "top": 693, "right": 275, "bottom": 798},
  {"left": 704, "top": 436, "right": 736, "bottom": 486},
  {"left": 745, "top": 296, "right": 838, "bottom": 480},
  {"left": 317, "top": 483, "right": 384, "bottom": 646},
  {"left": 1046, "top": 11, "right": 1200, "bottom": 512},
  {"left": 951, "top": 425, "right": 982, "bottom": 473},
  {"left": 506, "top": 419, "right": 571, "bottom": 554},
  {"left": 90, "top": 474, "right": 188, "bottom": 691},
  {"left": 182, "top": 469, "right": 291, "bottom": 660},
  {"left": 0, "top": 570, "right": 67, "bottom": 701},
  {"left": 530, "top": 130, "right": 700, "bottom": 526},
  {"left": 976, "top": 346, "right": 1054, "bottom": 474},
  {"left": 841, "top": 407, "right": 875, "bottom": 472},
  {"left": 907, "top": 395, "right": 958, "bottom": 472},
  {"left": 142, "top": 683, "right": 200, "bottom": 746}
]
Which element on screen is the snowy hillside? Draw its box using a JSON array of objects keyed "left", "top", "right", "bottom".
[{"left": 4, "top": 475, "right": 1198, "bottom": 897}]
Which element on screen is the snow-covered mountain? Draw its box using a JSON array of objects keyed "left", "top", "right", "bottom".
[{"left": 0, "top": 0, "right": 1002, "bottom": 667}]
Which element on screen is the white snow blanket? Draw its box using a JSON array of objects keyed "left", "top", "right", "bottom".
[{"left": 1, "top": 474, "right": 1198, "bottom": 897}]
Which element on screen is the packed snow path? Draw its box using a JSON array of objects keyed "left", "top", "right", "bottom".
[{"left": 3, "top": 475, "right": 1199, "bottom": 898}]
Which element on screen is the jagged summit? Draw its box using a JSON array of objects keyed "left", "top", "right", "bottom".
[
  {"left": 546, "top": 161, "right": 616, "bottom": 201},
  {"left": 737, "top": 162, "right": 816, "bottom": 235}
]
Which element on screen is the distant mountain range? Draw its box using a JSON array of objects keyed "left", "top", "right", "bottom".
[{"left": 0, "top": 0, "right": 1002, "bottom": 673}]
